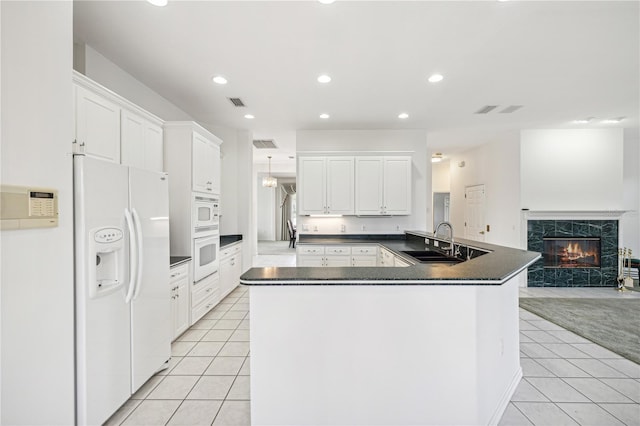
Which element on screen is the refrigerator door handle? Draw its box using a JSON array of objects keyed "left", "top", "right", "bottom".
[
  {"left": 124, "top": 208, "right": 137, "bottom": 304},
  {"left": 132, "top": 208, "right": 144, "bottom": 300}
]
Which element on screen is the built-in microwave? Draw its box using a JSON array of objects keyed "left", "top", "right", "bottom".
[
  {"left": 193, "top": 232, "right": 219, "bottom": 282},
  {"left": 193, "top": 195, "right": 219, "bottom": 231}
]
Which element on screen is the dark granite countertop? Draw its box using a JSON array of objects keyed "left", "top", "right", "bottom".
[
  {"left": 170, "top": 256, "right": 191, "bottom": 267},
  {"left": 240, "top": 231, "right": 541, "bottom": 286},
  {"left": 220, "top": 234, "right": 243, "bottom": 248}
]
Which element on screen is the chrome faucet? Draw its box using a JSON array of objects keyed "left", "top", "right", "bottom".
[{"left": 435, "top": 221, "right": 454, "bottom": 255}]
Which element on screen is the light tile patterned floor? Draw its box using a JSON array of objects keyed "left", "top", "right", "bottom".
[{"left": 107, "top": 250, "right": 640, "bottom": 425}]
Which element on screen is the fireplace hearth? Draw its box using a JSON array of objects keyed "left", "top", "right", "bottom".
[{"left": 527, "top": 219, "right": 617, "bottom": 287}]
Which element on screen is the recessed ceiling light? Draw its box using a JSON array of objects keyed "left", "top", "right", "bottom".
[
  {"left": 244, "top": 114, "right": 255, "bottom": 119},
  {"left": 601, "top": 117, "right": 625, "bottom": 124},
  {"left": 146, "top": 0, "right": 168, "bottom": 6},
  {"left": 398, "top": 113, "right": 409, "bottom": 119},
  {"left": 319, "top": 113, "right": 330, "bottom": 119},
  {"left": 318, "top": 0, "right": 336, "bottom": 3},
  {"left": 317, "top": 74, "right": 332, "bottom": 83},
  {"left": 427, "top": 74, "right": 444, "bottom": 83},
  {"left": 212, "top": 76, "right": 227, "bottom": 85},
  {"left": 573, "top": 117, "right": 594, "bottom": 124}
]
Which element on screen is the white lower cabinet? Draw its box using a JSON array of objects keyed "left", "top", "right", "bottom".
[
  {"left": 378, "top": 247, "right": 395, "bottom": 267},
  {"left": 394, "top": 256, "right": 411, "bottom": 267},
  {"left": 297, "top": 245, "right": 379, "bottom": 267},
  {"left": 191, "top": 272, "right": 220, "bottom": 325},
  {"left": 169, "top": 262, "right": 190, "bottom": 341},
  {"left": 220, "top": 242, "right": 243, "bottom": 299}
]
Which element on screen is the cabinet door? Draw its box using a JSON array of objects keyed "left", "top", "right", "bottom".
[
  {"left": 326, "top": 157, "right": 354, "bottom": 215},
  {"left": 76, "top": 86, "right": 121, "bottom": 162},
  {"left": 297, "top": 256, "right": 325, "bottom": 267},
  {"left": 174, "top": 278, "right": 190, "bottom": 337},
  {"left": 352, "top": 256, "right": 378, "bottom": 267},
  {"left": 383, "top": 157, "right": 412, "bottom": 215},
  {"left": 325, "top": 255, "right": 351, "bottom": 267},
  {"left": 144, "top": 122, "right": 163, "bottom": 172},
  {"left": 355, "top": 157, "right": 384, "bottom": 215},
  {"left": 192, "top": 133, "right": 214, "bottom": 193},
  {"left": 220, "top": 258, "right": 234, "bottom": 299},
  {"left": 298, "top": 157, "right": 326, "bottom": 215},
  {"left": 121, "top": 110, "right": 146, "bottom": 169},
  {"left": 210, "top": 143, "right": 221, "bottom": 195},
  {"left": 231, "top": 255, "right": 243, "bottom": 293}
]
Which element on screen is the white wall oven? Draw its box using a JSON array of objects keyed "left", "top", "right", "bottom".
[
  {"left": 193, "top": 195, "right": 219, "bottom": 231},
  {"left": 193, "top": 231, "right": 219, "bottom": 281}
]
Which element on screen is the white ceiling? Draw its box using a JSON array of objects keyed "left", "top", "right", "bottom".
[{"left": 73, "top": 0, "right": 639, "bottom": 167}]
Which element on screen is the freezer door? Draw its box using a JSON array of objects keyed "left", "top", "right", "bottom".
[
  {"left": 129, "top": 167, "right": 171, "bottom": 393},
  {"left": 74, "top": 155, "right": 132, "bottom": 426}
]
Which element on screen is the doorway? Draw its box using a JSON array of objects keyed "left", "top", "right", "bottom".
[{"left": 433, "top": 192, "right": 450, "bottom": 230}]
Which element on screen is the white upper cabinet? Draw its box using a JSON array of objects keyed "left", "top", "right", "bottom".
[
  {"left": 355, "top": 156, "right": 411, "bottom": 215},
  {"left": 382, "top": 157, "right": 412, "bottom": 215},
  {"left": 192, "top": 131, "right": 220, "bottom": 195},
  {"left": 121, "top": 110, "right": 164, "bottom": 172},
  {"left": 74, "top": 72, "right": 163, "bottom": 171},
  {"left": 298, "top": 156, "right": 354, "bottom": 215},
  {"left": 75, "top": 85, "right": 121, "bottom": 163},
  {"left": 354, "top": 157, "right": 384, "bottom": 215}
]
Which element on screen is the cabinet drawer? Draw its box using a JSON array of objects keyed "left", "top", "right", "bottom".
[
  {"left": 297, "top": 246, "right": 325, "bottom": 255},
  {"left": 220, "top": 243, "right": 242, "bottom": 259},
  {"left": 170, "top": 263, "right": 189, "bottom": 283},
  {"left": 191, "top": 292, "right": 219, "bottom": 324},
  {"left": 325, "top": 246, "right": 351, "bottom": 255},
  {"left": 352, "top": 246, "right": 377, "bottom": 256},
  {"left": 192, "top": 273, "right": 219, "bottom": 307}
]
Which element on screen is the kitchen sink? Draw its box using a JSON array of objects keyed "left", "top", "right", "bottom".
[{"left": 401, "top": 250, "right": 463, "bottom": 264}]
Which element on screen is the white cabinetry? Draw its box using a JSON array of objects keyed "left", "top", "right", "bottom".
[
  {"left": 394, "top": 256, "right": 411, "bottom": 267},
  {"left": 164, "top": 122, "right": 223, "bottom": 257},
  {"left": 351, "top": 246, "right": 378, "bottom": 266},
  {"left": 355, "top": 156, "right": 411, "bottom": 215},
  {"left": 75, "top": 85, "right": 121, "bottom": 163},
  {"left": 169, "top": 262, "right": 190, "bottom": 340},
  {"left": 378, "top": 246, "right": 395, "bottom": 267},
  {"left": 220, "top": 242, "right": 243, "bottom": 299},
  {"left": 298, "top": 157, "right": 354, "bottom": 215},
  {"left": 193, "top": 132, "right": 221, "bottom": 195},
  {"left": 121, "top": 110, "right": 163, "bottom": 172},
  {"left": 191, "top": 272, "right": 220, "bottom": 325},
  {"left": 297, "top": 245, "right": 378, "bottom": 267},
  {"left": 73, "top": 71, "right": 164, "bottom": 171}
]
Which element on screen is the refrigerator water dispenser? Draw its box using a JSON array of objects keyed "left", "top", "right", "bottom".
[{"left": 89, "top": 227, "right": 125, "bottom": 298}]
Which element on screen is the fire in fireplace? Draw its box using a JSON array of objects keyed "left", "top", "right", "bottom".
[{"left": 543, "top": 237, "right": 601, "bottom": 268}]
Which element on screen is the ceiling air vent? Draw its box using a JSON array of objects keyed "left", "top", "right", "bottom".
[
  {"left": 253, "top": 139, "right": 278, "bottom": 149},
  {"left": 475, "top": 105, "right": 498, "bottom": 114},
  {"left": 228, "top": 97, "right": 246, "bottom": 107},
  {"left": 499, "top": 105, "right": 523, "bottom": 114}
]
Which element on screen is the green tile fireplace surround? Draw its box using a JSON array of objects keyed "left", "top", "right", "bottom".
[{"left": 527, "top": 220, "right": 618, "bottom": 287}]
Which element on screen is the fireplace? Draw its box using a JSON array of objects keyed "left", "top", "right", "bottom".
[
  {"left": 526, "top": 219, "right": 618, "bottom": 287},
  {"left": 543, "top": 237, "right": 601, "bottom": 268}
]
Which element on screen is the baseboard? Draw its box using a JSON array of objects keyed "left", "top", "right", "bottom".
[{"left": 487, "top": 367, "right": 522, "bottom": 425}]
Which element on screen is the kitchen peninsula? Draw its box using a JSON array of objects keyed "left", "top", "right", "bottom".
[{"left": 241, "top": 231, "right": 540, "bottom": 426}]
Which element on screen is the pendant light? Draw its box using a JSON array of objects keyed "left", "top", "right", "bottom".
[{"left": 262, "top": 156, "right": 278, "bottom": 188}]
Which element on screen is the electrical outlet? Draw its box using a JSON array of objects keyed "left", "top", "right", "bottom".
[
  {"left": 361, "top": 225, "right": 366, "bottom": 231},
  {"left": 340, "top": 224, "right": 346, "bottom": 232},
  {"left": 303, "top": 224, "right": 309, "bottom": 231},
  {"left": 313, "top": 225, "right": 318, "bottom": 232},
  {"left": 434, "top": 240, "right": 439, "bottom": 247},
  {"left": 396, "top": 225, "right": 400, "bottom": 231}
]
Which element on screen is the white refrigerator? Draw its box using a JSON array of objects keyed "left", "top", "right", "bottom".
[{"left": 74, "top": 155, "right": 171, "bottom": 425}]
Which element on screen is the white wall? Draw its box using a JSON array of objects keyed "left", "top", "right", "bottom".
[
  {"left": 432, "top": 159, "right": 450, "bottom": 193},
  {"left": 1, "top": 2, "right": 75, "bottom": 424},
  {"left": 621, "top": 134, "right": 639, "bottom": 254},
  {"left": 296, "top": 130, "right": 429, "bottom": 234},
  {"left": 78, "top": 44, "right": 193, "bottom": 121},
  {"left": 449, "top": 136, "right": 522, "bottom": 248},
  {"left": 521, "top": 129, "right": 624, "bottom": 211}
]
